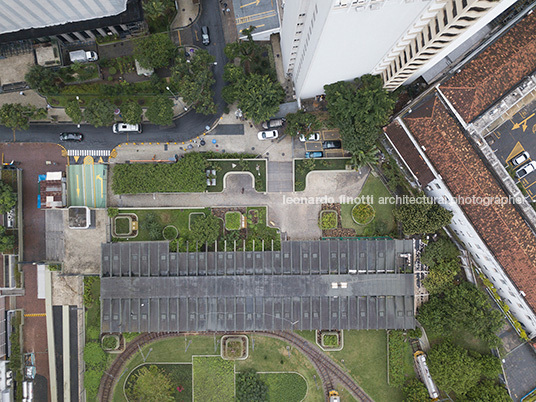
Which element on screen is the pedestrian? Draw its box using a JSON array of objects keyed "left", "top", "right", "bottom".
[
  {"left": 224, "top": 2, "right": 227, "bottom": 7},
  {"left": 19, "top": 91, "right": 24, "bottom": 96},
  {"left": 222, "top": 7, "right": 225, "bottom": 13},
  {"left": 226, "top": 8, "right": 230, "bottom": 13},
  {"left": 241, "top": 188, "right": 244, "bottom": 194}
]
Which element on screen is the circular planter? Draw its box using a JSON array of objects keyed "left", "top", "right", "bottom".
[
  {"left": 351, "top": 204, "right": 375, "bottom": 225},
  {"left": 162, "top": 225, "right": 178, "bottom": 240}
]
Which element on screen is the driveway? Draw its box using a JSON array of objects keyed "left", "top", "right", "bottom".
[
  {"left": 267, "top": 161, "right": 293, "bottom": 192},
  {"left": 109, "top": 167, "right": 370, "bottom": 239}
]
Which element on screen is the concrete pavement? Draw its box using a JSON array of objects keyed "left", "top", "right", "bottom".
[{"left": 171, "top": 0, "right": 201, "bottom": 29}]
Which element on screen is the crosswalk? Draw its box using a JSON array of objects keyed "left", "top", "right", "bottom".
[{"left": 67, "top": 149, "right": 111, "bottom": 157}]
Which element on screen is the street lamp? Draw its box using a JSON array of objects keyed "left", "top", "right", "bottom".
[
  {"left": 165, "top": 86, "right": 178, "bottom": 100},
  {"left": 75, "top": 96, "right": 81, "bottom": 128}
]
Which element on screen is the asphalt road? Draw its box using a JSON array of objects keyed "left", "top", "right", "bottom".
[{"left": 0, "top": 0, "right": 228, "bottom": 151}]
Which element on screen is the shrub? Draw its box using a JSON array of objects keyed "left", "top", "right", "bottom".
[
  {"left": 319, "top": 211, "right": 337, "bottom": 230},
  {"left": 236, "top": 369, "right": 268, "bottom": 402},
  {"left": 352, "top": 204, "right": 375, "bottom": 225},
  {"left": 108, "top": 66, "right": 117, "bottom": 75},
  {"left": 102, "top": 335, "right": 118, "bottom": 350},
  {"left": 84, "top": 369, "right": 102, "bottom": 400},
  {"left": 142, "top": 212, "right": 163, "bottom": 240},
  {"left": 107, "top": 208, "right": 119, "bottom": 218},
  {"left": 84, "top": 342, "right": 107, "bottom": 369},
  {"left": 388, "top": 330, "right": 406, "bottom": 387},
  {"left": 322, "top": 334, "right": 338, "bottom": 347}
]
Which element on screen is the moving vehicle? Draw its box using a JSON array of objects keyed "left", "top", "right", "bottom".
[
  {"left": 257, "top": 130, "right": 278, "bottom": 140},
  {"left": 262, "top": 118, "right": 285, "bottom": 129},
  {"left": 201, "top": 26, "right": 210, "bottom": 46},
  {"left": 305, "top": 151, "right": 323, "bottom": 158},
  {"left": 299, "top": 132, "right": 320, "bottom": 142},
  {"left": 69, "top": 50, "right": 98, "bottom": 63},
  {"left": 414, "top": 351, "right": 439, "bottom": 401},
  {"left": 59, "top": 132, "right": 83, "bottom": 142},
  {"left": 113, "top": 123, "right": 143, "bottom": 133},
  {"left": 511, "top": 151, "right": 529, "bottom": 167},
  {"left": 329, "top": 390, "right": 340, "bottom": 402},
  {"left": 323, "top": 140, "right": 342, "bottom": 149},
  {"left": 515, "top": 161, "right": 536, "bottom": 179}
]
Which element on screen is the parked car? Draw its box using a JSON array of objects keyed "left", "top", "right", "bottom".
[
  {"left": 515, "top": 161, "right": 536, "bottom": 179},
  {"left": 511, "top": 151, "right": 530, "bottom": 167},
  {"left": 299, "top": 132, "right": 320, "bottom": 142},
  {"left": 262, "top": 118, "right": 285, "bottom": 129},
  {"left": 257, "top": 130, "right": 278, "bottom": 140},
  {"left": 69, "top": 50, "right": 98, "bottom": 63},
  {"left": 322, "top": 140, "right": 342, "bottom": 149},
  {"left": 113, "top": 123, "right": 142, "bottom": 133},
  {"left": 305, "top": 151, "right": 323, "bottom": 158},
  {"left": 59, "top": 132, "right": 83, "bottom": 142},
  {"left": 201, "top": 26, "right": 210, "bottom": 46}
]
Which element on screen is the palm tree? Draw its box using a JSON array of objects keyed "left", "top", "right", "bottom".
[
  {"left": 350, "top": 146, "right": 380, "bottom": 170},
  {"left": 142, "top": 0, "right": 167, "bottom": 21}
]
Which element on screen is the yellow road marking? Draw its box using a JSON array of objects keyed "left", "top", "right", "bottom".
[
  {"left": 83, "top": 155, "right": 94, "bottom": 165},
  {"left": 76, "top": 175, "right": 80, "bottom": 197},
  {"left": 523, "top": 180, "right": 536, "bottom": 190},
  {"left": 92, "top": 163, "right": 96, "bottom": 208},
  {"left": 236, "top": 10, "right": 276, "bottom": 25},
  {"left": 195, "top": 30, "right": 199, "bottom": 41},
  {"left": 241, "top": 0, "right": 260, "bottom": 8},
  {"left": 24, "top": 313, "right": 46, "bottom": 317},
  {"left": 98, "top": 157, "right": 104, "bottom": 164},
  {"left": 96, "top": 174, "right": 104, "bottom": 199},
  {"left": 505, "top": 142, "right": 525, "bottom": 162},
  {"left": 512, "top": 113, "right": 535, "bottom": 132},
  {"left": 177, "top": 30, "right": 182, "bottom": 46},
  {"left": 241, "top": 24, "right": 264, "bottom": 32},
  {"left": 73, "top": 155, "right": 80, "bottom": 163}
]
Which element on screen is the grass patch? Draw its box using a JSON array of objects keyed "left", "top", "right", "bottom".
[
  {"left": 207, "top": 159, "right": 267, "bottom": 192},
  {"left": 163, "top": 225, "right": 178, "bottom": 240},
  {"left": 322, "top": 334, "right": 338, "bottom": 348},
  {"left": 225, "top": 211, "right": 242, "bottom": 231},
  {"left": 323, "top": 330, "right": 404, "bottom": 402},
  {"left": 193, "top": 356, "right": 235, "bottom": 402},
  {"left": 258, "top": 373, "right": 307, "bottom": 402},
  {"left": 294, "top": 158, "right": 350, "bottom": 191},
  {"left": 319, "top": 210, "right": 337, "bottom": 230},
  {"left": 114, "top": 217, "right": 131, "bottom": 235},
  {"left": 341, "top": 175, "right": 396, "bottom": 236},
  {"left": 189, "top": 212, "right": 206, "bottom": 229},
  {"left": 127, "top": 363, "right": 192, "bottom": 402}
]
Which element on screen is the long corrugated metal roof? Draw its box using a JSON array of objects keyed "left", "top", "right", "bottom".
[{"left": 101, "top": 239, "right": 416, "bottom": 332}]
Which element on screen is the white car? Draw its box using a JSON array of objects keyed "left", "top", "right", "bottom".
[
  {"left": 511, "top": 151, "right": 529, "bottom": 167},
  {"left": 298, "top": 132, "right": 320, "bottom": 142},
  {"left": 257, "top": 130, "right": 278, "bottom": 140},
  {"left": 515, "top": 161, "right": 536, "bottom": 179}
]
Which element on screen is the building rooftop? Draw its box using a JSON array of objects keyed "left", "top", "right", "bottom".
[
  {"left": 101, "top": 239, "right": 416, "bottom": 332},
  {"left": 439, "top": 11, "right": 536, "bottom": 123},
  {"left": 400, "top": 96, "right": 536, "bottom": 312}
]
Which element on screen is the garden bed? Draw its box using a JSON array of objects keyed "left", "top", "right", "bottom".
[
  {"left": 221, "top": 335, "right": 249, "bottom": 360},
  {"left": 162, "top": 225, "right": 178, "bottom": 240},
  {"left": 193, "top": 356, "right": 235, "bottom": 402},
  {"left": 319, "top": 210, "right": 337, "bottom": 230},
  {"left": 352, "top": 204, "right": 375, "bottom": 225},
  {"left": 316, "top": 330, "right": 343, "bottom": 351},
  {"left": 113, "top": 214, "right": 138, "bottom": 238},
  {"left": 225, "top": 211, "right": 243, "bottom": 231},
  {"left": 125, "top": 363, "right": 192, "bottom": 402}
]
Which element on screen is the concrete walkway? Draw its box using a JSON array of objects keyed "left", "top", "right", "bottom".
[
  {"left": 109, "top": 167, "right": 370, "bottom": 239},
  {"left": 0, "top": 89, "right": 72, "bottom": 123},
  {"left": 171, "top": 0, "right": 201, "bottom": 30}
]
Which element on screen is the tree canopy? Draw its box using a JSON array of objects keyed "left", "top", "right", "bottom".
[
  {"left": 460, "top": 379, "right": 511, "bottom": 402},
  {"left": 121, "top": 100, "right": 143, "bottom": 125},
  {"left": 142, "top": 0, "right": 167, "bottom": 20},
  {"left": 0, "top": 103, "right": 36, "bottom": 135},
  {"left": 134, "top": 33, "right": 177, "bottom": 69},
  {"left": 128, "top": 365, "right": 174, "bottom": 402},
  {"left": 83, "top": 99, "right": 115, "bottom": 127},
  {"left": 145, "top": 95, "right": 174, "bottom": 126},
  {"left": 0, "top": 227, "right": 15, "bottom": 253},
  {"left": 83, "top": 342, "right": 107, "bottom": 369},
  {"left": 24, "top": 65, "right": 58, "bottom": 94},
  {"left": 418, "top": 282, "right": 503, "bottom": 347},
  {"left": 65, "top": 100, "right": 83, "bottom": 125},
  {"left": 324, "top": 74, "right": 395, "bottom": 155},
  {"left": 402, "top": 378, "right": 429, "bottom": 402},
  {"left": 188, "top": 214, "right": 221, "bottom": 248},
  {"left": 235, "top": 369, "right": 268, "bottom": 402},
  {"left": 172, "top": 49, "right": 216, "bottom": 115},
  {"left": 421, "top": 236, "right": 459, "bottom": 267},
  {"left": 393, "top": 195, "right": 453, "bottom": 235},
  {"left": 0, "top": 181, "right": 16, "bottom": 214},
  {"left": 284, "top": 110, "right": 320, "bottom": 136}
]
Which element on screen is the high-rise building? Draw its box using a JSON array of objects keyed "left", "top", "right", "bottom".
[{"left": 279, "top": 0, "right": 517, "bottom": 99}]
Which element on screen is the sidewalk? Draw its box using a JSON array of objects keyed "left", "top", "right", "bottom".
[
  {"left": 0, "top": 90, "right": 72, "bottom": 123},
  {"left": 171, "top": 0, "right": 201, "bottom": 30}
]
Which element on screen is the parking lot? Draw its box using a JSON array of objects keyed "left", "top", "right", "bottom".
[
  {"left": 301, "top": 129, "right": 345, "bottom": 158},
  {"left": 486, "top": 101, "right": 536, "bottom": 201}
]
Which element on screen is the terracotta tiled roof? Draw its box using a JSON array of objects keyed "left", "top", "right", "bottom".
[
  {"left": 384, "top": 121, "right": 435, "bottom": 186},
  {"left": 403, "top": 96, "right": 536, "bottom": 311},
  {"left": 440, "top": 11, "right": 536, "bottom": 123}
]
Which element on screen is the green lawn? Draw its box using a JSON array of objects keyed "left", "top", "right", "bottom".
[
  {"left": 114, "top": 217, "right": 131, "bottom": 235},
  {"left": 295, "top": 158, "right": 351, "bottom": 191},
  {"left": 207, "top": 159, "right": 267, "bottom": 192},
  {"left": 119, "top": 208, "right": 211, "bottom": 241},
  {"left": 259, "top": 373, "right": 307, "bottom": 402},
  {"left": 340, "top": 174, "right": 396, "bottom": 236},
  {"left": 323, "top": 330, "right": 404, "bottom": 402},
  {"left": 193, "top": 356, "right": 235, "bottom": 402},
  {"left": 225, "top": 211, "right": 242, "bottom": 230},
  {"left": 126, "top": 363, "right": 192, "bottom": 402}
]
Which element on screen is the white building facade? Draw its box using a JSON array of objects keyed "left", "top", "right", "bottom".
[{"left": 279, "top": 0, "right": 517, "bottom": 98}]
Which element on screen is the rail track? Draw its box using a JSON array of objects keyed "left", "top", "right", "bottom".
[{"left": 98, "top": 331, "right": 374, "bottom": 402}]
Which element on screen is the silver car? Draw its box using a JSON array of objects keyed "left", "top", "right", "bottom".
[
  {"left": 515, "top": 161, "right": 536, "bottom": 179},
  {"left": 511, "top": 151, "right": 529, "bottom": 167}
]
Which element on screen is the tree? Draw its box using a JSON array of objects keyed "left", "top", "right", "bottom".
[
  {"left": 350, "top": 146, "right": 380, "bottom": 169},
  {"left": 324, "top": 74, "right": 395, "bottom": 155},
  {"left": 402, "top": 379, "right": 429, "bottom": 402},
  {"left": 122, "top": 100, "right": 143, "bottom": 125},
  {"left": 83, "top": 342, "right": 107, "bottom": 369},
  {"left": 65, "top": 100, "right": 83, "bottom": 125},
  {"left": 84, "top": 99, "right": 115, "bottom": 128},
  {"left": 418, "top": 282, "right": 503, "bottom": 347},
  {"left": 393, "top": 194, "right": 453, "bottom": 235},
  {"left": 421, "top": 236, "right": 459, "bottom": 267},
  {"left": 236, "top": 369, "right": 268, "bottom": 402},
  {"left": 0, "top": 227, "right": 15, "bottom": 253},
  {"left": 84, "top": 369, "right": 102, "bottom": 399},
  {"left": 145, "top": 96, "right": 174, "bottom": 126},
  {"left": 134, "top": 33, "right": 177, "bottom": 69},
  {"left": 142, "top": 0, "right": 167, "bottom": 20},
  {"left": 477, "top": 354, "right": 502, "bottom": 379},
  {"left": 172, "top": 49, "right": 216, "bottom": 115},
  {"left": 24, "top": 65, "right": 58, "bottom": 94},
  {"left": 0, "top": 103, "right": 34, "bottom": 138},
  {"left": 128, "top": 365, "right": 174, "bottom": 402},
  {"left": 461, "top": 380, "right": 510, "bottom": 402},
  {"left": 423, "top": 259, "right": 460, "bottom": 294},
  {"left": 189, "top": 214, "right": 220, "bottom": 248},
  {"left": 428, "top": 340, "right": 481, "bottom": 395},
  {"left": 284, "top": 110, "right": 320, "bottom": 136},
  {"left": 0, "top": 181, "right": 16, "bottom": 213}
]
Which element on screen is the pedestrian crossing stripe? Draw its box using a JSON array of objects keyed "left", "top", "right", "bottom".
[{"left": 67, "top": 149, "right": 111, "bottom": 156}]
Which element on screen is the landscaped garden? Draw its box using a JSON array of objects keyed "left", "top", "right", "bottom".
[
  {"left": 225, "top": 212, "right": 242, "bottom": 231},
  {"left": 125, "top": 363, "right": 192, "bottom": 402},
  {"left": 294, "top": 158, "right": 351, "bottom": 191},
  {"left": 258, "top": 372, "right": 307, "bottom": 402},
  {"left": 207, "top": 159, "right": 267, "bottom": 192}
]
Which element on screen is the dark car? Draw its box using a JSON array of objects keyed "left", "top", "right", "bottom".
[
  {"left": 201, "top": 26, "right": 210, "bottom": 46},
  {"left": 322, "top": 140, "right": 342, "bottom": 149},
  {"left": 59, "top": 132, "right": 83, "bottom": 142}
]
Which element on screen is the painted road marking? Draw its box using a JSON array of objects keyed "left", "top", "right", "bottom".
[
  {"left": 76, "top": 175, "right": 80, "bottom": 197},
  {"left": 24, "top": 313, "right": 46, "bottom": 317},
  {"left": 236, "top": 10, "right": 276, "bottom": 25},
  {"left": 73, "top": 155, "right": 80, "bottom": 163},
  {"left": 505, "top": 142, "right": 525, "bottom": 162},
  {"left": 241, "top": 0, "right": 260, "bottom": 8},
  {"left": 96, "top": 174, "right": 104, "bottom": 199},
  {"left": 512, "top": 113, "right": 535, "bottom": 132},
  {"left": 177, "top": 30, "right": 182, "bottom": 46},
  {"left": 67, "top": 149, "right": 111, "bottom": 156}
]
